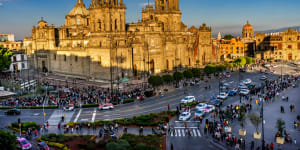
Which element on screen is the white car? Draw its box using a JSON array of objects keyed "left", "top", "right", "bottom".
[
  {"left": 260, "top": 75, "right": 267, "bottom": 80},
  {"left": 99, "top": 103, "right": 114, "bottom": 110},
  {"left": 217, "top": 92, "right": 228, "bottom": 100},
  {"left": 181, "top": 96, "right": 196, "bottom": 104},
  {"left": 179, "top": 111, "right": 191, "bottom": 121},
  {"left": 194, "top": 110, "right": 205, "bottom": 118},
  {"left": 243, "top": 79, "right": 252, "bottom": 85},
  {"left": 202, "top": 105, "right": 215, "bottom": 113},
  {"left": 196, "top": 103, "right": 207, "bottom": 110},
  {"left": 63, "top": 104, "right": 75, "bottom": 111},
  {"left": 239, "top": 89, "right": 250, "bottom": 95}
]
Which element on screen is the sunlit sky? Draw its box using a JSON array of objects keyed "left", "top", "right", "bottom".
[{"left": 1, "top": 0, "right": 300, "bottom": 40}]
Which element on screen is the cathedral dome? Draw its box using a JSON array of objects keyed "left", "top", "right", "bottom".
[
  {"left": 243, "top": 20, "right": 253, "bottom": 30},
  {"left": 67, "top": 0, "right": 89, "bottom": 16}
]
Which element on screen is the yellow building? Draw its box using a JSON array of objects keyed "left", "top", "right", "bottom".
[
  {"left": 23, "top": 0, "right": 216, "bottom": 81},
  {"left": 218, "top": 38, "right": 248, "bottom": 61}
]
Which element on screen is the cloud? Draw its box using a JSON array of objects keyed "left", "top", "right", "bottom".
[
  {"left": 139, "top": 2, "right": 154, "bottom": 7},
  {"left": 0, "top": 2, "right": 2, "bottom": 6}
]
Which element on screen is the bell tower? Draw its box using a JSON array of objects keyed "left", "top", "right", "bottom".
[{"left": 155, "top": 0, "right": 179, "bottom": 11}]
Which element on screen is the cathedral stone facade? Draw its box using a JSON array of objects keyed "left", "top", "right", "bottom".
[{"left": 23, "top": 0, "right": 216, "bottom": 81}]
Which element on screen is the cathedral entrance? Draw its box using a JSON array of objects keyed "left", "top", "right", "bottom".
[
  {"left": 42, "top": 60, "right": 48, "bottom": 73},
  {"left": 133, "top": 64, "right": 137, "bottom": 76},
  {"left": 150, "top": 59, "right": 155, "bottom": 74},
  {"left": 288, "top": 54, "right": 292, "bottom": 60}
]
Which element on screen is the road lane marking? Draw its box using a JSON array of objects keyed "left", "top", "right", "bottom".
[
  {"left": 91, "top": 108, "right": 96, "bottom": 122},
  {"left": 178, "top": 129, "right": 181, "bottom": 136},
  {"left": 197, "top": 129, "right": 201, "bottom": 137},
  {"left": 182, "top": 129, "right": 185, "bottom": 136},
  {"left": 193, "top": 129, "right": 197, "bottom": 137},
  {"left": 175, "top": 129, "right": 178, "bottom": 137},
  {"left": 74, "top": 109, "right": 82, "bottom": 122},
  {"left": 174, "top": 127, "right": 198, "bottom": 129}
]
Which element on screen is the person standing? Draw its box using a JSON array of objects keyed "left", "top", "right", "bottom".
[{"left": 168, "top": 104, "right": 170, "bottom": 111}]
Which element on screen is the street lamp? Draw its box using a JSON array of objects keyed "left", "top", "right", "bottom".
[{"left": 260, "top": 97, "right": 265, "bottom": 149}]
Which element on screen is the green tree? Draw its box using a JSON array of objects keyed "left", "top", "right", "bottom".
[
  {"left": 245, "top": 57, "right": 256, "bottom": 65},
  {"left": 238, "top": 106, "right": 247, "bottom": 129},
  {"left": 223, "top": 34, "right": 234, "bottom": 40},
  {"left": 162, "top": 75, "right": 173, "bottom": 84},
  {"left": 148, "top": 76, "right": 164, "bottom": 87},
  {"left": 191, "top": 68, "right": 201, "bottom": 78},
  {"left": 134, "top": 143, "right": 158, "bottom": 150},
  {"left": 0, "top": 46, "right": 13, "bottom": 72},
  {"left": 173, "top": 72, "right": 184, "bottom": 82},
  {"left": 234, "top": 57, "right": 246, "bottom": 67},
  {"left": 204, "top": 64, "right": 217, "bottom": 74},
  {"left": 216, "top": 64, "right": 226, "bottom": 72},
  {"left": 183, "top": 70, "right": 193, "bottom": 79},
  {"left": 248, "top": 113, "right": 262, "bottom": 133},
  {"left": 0, "top": 129, "right": 17, "bottom": 150},
  {"left": 276, "top": 118, "right": 285, "bottom": 136}
]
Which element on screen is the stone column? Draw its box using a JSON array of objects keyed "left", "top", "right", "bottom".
[{"left": 163, "top": 0, "right": 167, "bottom": 10}]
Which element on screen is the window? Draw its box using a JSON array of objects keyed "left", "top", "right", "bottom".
[
  {"left": 21, "top": 55, "right": 24, "bottom": 61},
  {"left": 98, "top": 19, "right": 101, "bottom": 30},
  {"left": 288, "top": 45, "right": 292, "bottom": 49},
  {"left": 54, "top": 54, "right": 56, "bottom": 60},
  {"left": 87, "top": 18, "right": 89, "bottom": 26},
  {"left": 76, "top": 19, "right": 80, "bottom": 25},
  {"left": 115, "top": 19, "right": 118, "bottom": 30},
  {"left": 22, "top": 63, "right": 25, "bottom": 69},
  {"left": 75, "top": 56, "right": 78, "bottom": 62},
  {"left": 64, "top": 55, "right": 67, "bottom": 61},
  {"left": 13, "top": 56, "right": 17, "bottom": 62}
]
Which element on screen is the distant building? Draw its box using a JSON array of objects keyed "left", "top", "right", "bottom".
[
  {"left": 218, "top": 38, "right": 248, "bottom": 61},
  {"left": 255, "top": 28, "right": 300, "bottom": 61},
  {"left": 9, "top": 50, "right": 29, "bottom": 72},
  {"left": 0, "top": 34, "right": 22, "bottom": 50},
  {"left": 242, "top": 20, "right": 254, "bottom": 41}
]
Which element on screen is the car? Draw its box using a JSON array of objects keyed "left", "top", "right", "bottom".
[
  {"left": 228, "top": 88, "right": 238, "bottom": 96},
  {"left": 243, "top": 79, "right": 252, "bottom": 85},
  {"left": 5, "top": 108, "right": 21, "bottom": 115},
  {"left": 264, "top": 63, "right": 271, "bottom": 67},
  {"left": 180, "top": 96, "right": 196, "bottom": 104},
  {"left": 220, "top": 85, "right": 228, "bottom": 90},
  {"left": 37, "top": 142, "right": 49, "bottom": 150},
  {"left": 99, "top": 103, "right": 114, "bottom": 110},
  {"left": 17, "top": 138, "right": 32, "bottom": 150},
  {"left": 196, "top": 103, "right": 207, "bottom": 110},
  {"left": 212, "top": 99, "right": 222, "bottom": 107},
  {"left": 260, "top": 75, "right": 267, "bottom": 80},
  {"left": 63, "top": 104, "right": 74, "bottom": 111},
  {"left": 179, "top": 111, "right": 191, "bottom": 121},
  {"left": 273, "top": 64, "right": 278, "bottom": 68},
  {"left": 226, "top": 72, "right": 231, "bottom": 78},
  {"left": 217, "top": 92, "right": 228, "bottom": 100},
  {"left": 194, "top": 110, "right": 205, "bottom": 118},
  {"left": 239, "top": 89, "right": 250, "bottom": 95},
  {"left": 202, "top": 105, "right": 215, "bottom": 113},
  {"left": 239, "top": 68, "right": 246, "bottom": 72}
]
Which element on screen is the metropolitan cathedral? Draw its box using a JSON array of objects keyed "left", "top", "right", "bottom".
[{"left": 23, "top": 0, "right": 217, "bottom": 81}]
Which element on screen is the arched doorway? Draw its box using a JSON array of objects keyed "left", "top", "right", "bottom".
[
  {"left": 133, "top": 64, "right": 137, "bottom": 76},
  {"left": 166, "top": 60, "right": 169, "bottom": 71},
  {"left": 150, "top": 59, "right": 155, "bottom": 74},
  {"left": 42, "top": 60, "right": 48, "bottom": 73},
  {"left": 288, "top": 54, "right": 292, "bottom": 60},
  {"left": 188, "top": 58, "right": 191, "bottom": 66}
]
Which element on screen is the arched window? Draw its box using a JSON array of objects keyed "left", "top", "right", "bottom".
[
  {"left": 98, "top": 19, "right": 101, "bottom": 30},
  {"left": 115, "top": 19, "right": 118, "bottom": 31},
  {"left": 76, "top": 19, "right": 80, "bottom": 25}
]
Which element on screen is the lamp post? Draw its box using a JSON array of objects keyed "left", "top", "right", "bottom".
[{"left": 260, "top": 97, "right": 265, "bottom": 149}]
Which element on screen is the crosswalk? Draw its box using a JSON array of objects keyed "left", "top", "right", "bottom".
[{"left": 170, "top": 128, "right": 202, "bottom": 137}]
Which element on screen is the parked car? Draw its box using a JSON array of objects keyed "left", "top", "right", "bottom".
[
  {"left": 63, "top": 104, "right": 74, "bottom": 111},
  {"left": 228, "top": 88, "right": 238, "bottom": 96},
  {"left": 243, "top": 79, "right": 252, "bottom": 85},
  {"left": 99, "top": 103, "right": 114, "bottom": 110},
  {"left": 16, "top": 138, "right": 32, "bottom": 150},
  {"left": 202, "top": 105, "right": 215, "bottom": 113},
  {"left": 179, "top": 111, "right": 191, "bottom": 121},
  {"left": 259, "top": 76, "right": 268, "bottom": 80},
  {"left": 196, "top": 103, "right": 207, "bottom": 110},
  {"left": 5, "top": 108, "right": 21, "bottom": 115},
  {"left": 217, "top": 92, "right": 228, "bottom": 100},
  {"left": 194, "top": 110, "right": 205, "bottom": 118},
  {"left": 37, "top": 142, "right": 49, "bottom": 150},
  {"left": 239, "top": 89, "right": 250, "bottom": 95},
  {"left": 180, "top": 96, "right": 196, "bottom": 104}
]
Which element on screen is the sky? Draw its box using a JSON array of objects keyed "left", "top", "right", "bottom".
[{"left": 0, "top": 0, "right": 300, "bottom": 40}]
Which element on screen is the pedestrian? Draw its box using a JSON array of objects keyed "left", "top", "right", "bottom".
[
  {"left": 290, "top": 105, "right": 293, "bottom": 112},
  {"left": 115, "top": 123, "right": 118, "bottom": 132},
  {"left": 171, "top": 143, "right": 174, "bottom": 150},
  {"left": 270, "top": 142, "right": 274, "bottom": 150},
  {"left": 34, "top": 129, "right": 38, "bottom": 137},
  {"left": 88, "top": 123, "right": 91, "bottom": 130},
  {"left": 93, "top": 123, "right": 96, "bottom": 131},
  {"left": 294, "top": 139, "right": 297, "bottom": 145},
  {"left": 168, "top": 104, "right": 170, "bottom": 111},
  {"left": 139, "top": 126, "right": 143, "bottom": 135}
]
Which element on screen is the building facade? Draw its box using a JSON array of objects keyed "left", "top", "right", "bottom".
[
  {"left": 218, "top": 38, "right": 248, "bottom": 61},
  {"left": 23, "top": 0, "right": 215, "bottom": 81},
  {"left": 255, "top": 29, "right": 300, "bottom": 61},
  {"left": 9, "top": 50, "right": 29, "bottom": 72},
  {"left": 0, "top": 34, "right": 22, "bottom": 50}
]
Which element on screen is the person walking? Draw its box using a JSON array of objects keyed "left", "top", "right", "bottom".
[{"left": 168, "top": 104, "right": 170, "bottom": 111}]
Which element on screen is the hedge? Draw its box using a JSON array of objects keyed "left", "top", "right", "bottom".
[
  {"left": 123, "top": 99, "right": 135, "bottom": 104},
  {"left": 10, "top": 121, "right": 39, "bottom": 131},
  {"left": 0, "top": 105, "right": 58, "bottom": 109}
]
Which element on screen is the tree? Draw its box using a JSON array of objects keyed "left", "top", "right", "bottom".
[
  {"left": 195, "top": 60, "right": 200, "bottom": 68},
  {"left": 148, "top": 76, "right": 164, "bottom": 87},
  {"left": 238, "top": 106, "right": 247, "bottom": 129},
  {"left": 248, "top": 113, "right": 262, "bottom": 133},
  {"left": 216, "top": 64, "right": 226, "bottom": 72},
  {"left": 204, "top": 64, "right": 216, "bottom": 74},
  {"left": 173, "top": 72, "right": 184, "bottom": 82},
  {"left": 183, "top": 70, "right": 193, "bottom": 79},
  {"left": 0, "top": 46, "right": 13, "bottom": 72},
  {"left": 234, "top": 57, "right": 246, "bottom": 67},
  {"left": 191, "top": 68, "right": 201, "bottom": 78},
  {"left": 162, "top": 74, "right": 173, "bottom": 84},
  {"left": 106, "top": 140, "right": 130, "bottom": 150},
  {"left": 223, "top": 34, "right": 234, "bottom": 40},
  {"left": 0, "top": 129, "right": 17, "bottom": 150},
  {"left": 276, "top": 118, "right": 285, "bottom": 136},
  {"left": 134, "top": 143, "right": 157, "bottom": 150}
]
